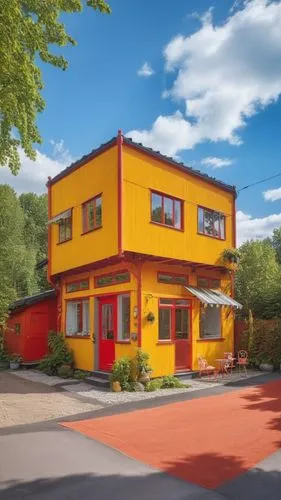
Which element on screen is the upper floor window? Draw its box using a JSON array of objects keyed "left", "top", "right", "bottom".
[
  {"left": 151, "top": 191, "right": 183, "bottom": 230},
  {"left": 59, "top": 213, "right": 72, "bottom": 243},
  {"left": 66, "top": 279, "right": 90, "bottom": 293},
  {"left": 82, "top": 194, "right": 102, "bottom": 233},
  {"left": 158, "top": 272, "right": 188, "bottom": 286},
  {"left": 198, "top": 206, "right": 225, "bottom": 240}
]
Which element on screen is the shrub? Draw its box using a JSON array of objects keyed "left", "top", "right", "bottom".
[
  {"left": 57, "top": 365, "right": 73, "bottom": 378},
  {"left": 39, "top": 331, "right": 74, "bottom": 376},
  {"left": 134, "top": 349, "right": 152, "bottom": 380},
  {"left": 161, "top": 375, "right": 186, "bottom": 389},
  {"left": 0, "top": 334, "right": 8, "bottom": 361},
  {"left": 110, "top": 357, "right": 131, "bottom": 390},
  {"left": 73, "top": 370, "right": 87, "bottom": 380},
  {"left": 145, "top": 379, "right": 163, "bottom": 392}
]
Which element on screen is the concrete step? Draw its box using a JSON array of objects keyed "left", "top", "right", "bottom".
[
  {"left": 175, "top": 371, "right": 199, "bottom": 380},
  {"left": 91, "top": 370, "right": 110, "bottom": 380},
  {"left": 85, "top": 375, "right": 110, "bottom": 389}
]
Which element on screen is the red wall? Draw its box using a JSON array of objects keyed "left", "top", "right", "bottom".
[{"left": 5, "top": 296, "right": 57, "bottom": 362}]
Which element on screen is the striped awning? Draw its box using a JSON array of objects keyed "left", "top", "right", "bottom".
[
  {"left": 184, "top": 286, "right": 242, "bottom": 309},
  {"left": 48, "top": 209, "right": 71, "bottom": 225}
]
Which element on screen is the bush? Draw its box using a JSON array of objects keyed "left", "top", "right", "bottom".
[
  {"left": 145, "top": 379, "right": 163, "bottom": 392},
  {"left": 57, "top": 365, "right": 73, "bottom": 378},
  {"left": 110, "top": 357, "right": 131, "bottom": 390},
  {"left": 73, "top": 370, "right": 87, "bottom": 380},
  {"left": 39, "top": 331, "right": 74, "bottom": 376},
  {"left": 161, "top": 375, "right": 186, "bottom": 389},
  {"left": 0, "top": 334, "right": 9, "bottom": 362},
  {"left": 243, "top": 319, "right": 281, "bottom": 368}
]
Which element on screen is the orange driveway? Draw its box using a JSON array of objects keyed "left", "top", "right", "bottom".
[{"left": 63, "top": 380, "right": 281, "bottom": 489}]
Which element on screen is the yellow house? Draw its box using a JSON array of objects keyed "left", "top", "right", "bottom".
[{"left": 47, "top": 131, "right": 241, "bottom": 377}]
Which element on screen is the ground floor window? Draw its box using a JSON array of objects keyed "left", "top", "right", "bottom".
[
  {"left": 66, "top": 299, "right": 89, "bottom": 336},
  {"left": 117, "top": 294, "right": 130, "bottom": 341},
  {"left": 158, "top": 298, "right": 191, "bottom": 341},
  {"left": 200, "top": 306, "right": 221, "bottom": 339}
]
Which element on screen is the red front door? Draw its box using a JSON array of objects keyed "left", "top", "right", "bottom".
[
  {"left": 175, "top": 305, "right": 191, "bottom": 371},
  {"left": 99, "top": 296, "right": 117, "bottom": 371}
]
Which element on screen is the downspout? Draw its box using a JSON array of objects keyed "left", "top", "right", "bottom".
[
  {"left": 137, "top": 260, "right": 142, "bottom": 348},
  {"left": 231, "top": 192, "right": 237, "bottom": 298},
  {"left": 117, "top": 130, "right": 123, "bottom": 256}
]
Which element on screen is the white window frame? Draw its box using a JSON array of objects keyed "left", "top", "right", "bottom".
[
  {"left": 117, "top": 294, "right": 130, "bottom": 341},
  {"left": 66, "top": 299, "right": 90, "bottom": 336}
]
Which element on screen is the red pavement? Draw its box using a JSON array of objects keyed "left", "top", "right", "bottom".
[{"left": 63, "top": 380, "right": 281, "bottom": 489}]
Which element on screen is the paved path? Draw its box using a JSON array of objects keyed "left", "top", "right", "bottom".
[{"left": 0, "top": 372, "right": 280, "bottom": 499}]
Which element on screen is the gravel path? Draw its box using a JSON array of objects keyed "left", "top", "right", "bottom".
[{"left": 0, "top": 372, "right": 101, "bottom": 429}]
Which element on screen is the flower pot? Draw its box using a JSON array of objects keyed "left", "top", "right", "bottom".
[
  {"left": 259, "top": 363, "right": 274, "bottom": 372},
  {"left": 139, "top": 371, "right": 150, "bottom": 383},
  {"left": 0, "top": 361, "right": 9, "bottom": 370},
  {"left": 112, "top": 381, "right": 121, "bottom": 392},
  {"left": 10, "top": 361, "right": 20, "bottom": 370}
]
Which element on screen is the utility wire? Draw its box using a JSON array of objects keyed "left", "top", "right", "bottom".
[{"left": 237, "top": 172, "right": 281, "bottom": 193}]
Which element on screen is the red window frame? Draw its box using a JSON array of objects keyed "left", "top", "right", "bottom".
[
  {"left": 58, "top": 212, "right": 72, "bottom": 243},
  {"left": 198, "top": 206, "right": 225, "bottom": 240},
  {"left": 82, "top": 194, "right": 102, "bottom": 234},
  {"left": 66, "top": 279, "right": 90, "bottom": 293},
  {"left": 197, "top": 276, "right": 221, "bottom": 289},
  {"left": 158, "top": 298, "right": 191, "bottom": 342},
  {"left": 65, "top": 298, "right": 90, "bottom": 338},
  {"left": 94, "top": 269, "right": 130, "bottom": 288},
  {"left": 157, "top": 272, "right": 188, "bottom": 286},
  {"left": 151, "top": 190, "right": 183, "bottom": 230}
]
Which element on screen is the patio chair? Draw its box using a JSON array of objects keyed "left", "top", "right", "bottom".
[
  {"left": 223, "top": 352, "right": 235, "bottom": 375},
  {"left": 237, "top": 350, "right": 248, "bottom": 376},
  {"left": 198, "top": 356, "right": 217, "bottom": 380}
]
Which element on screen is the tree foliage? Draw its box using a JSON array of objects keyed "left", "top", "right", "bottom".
[
  {"left": 0, "top": 186, "right": 49, "bottom": 324},
  {"left": 0, "top": 0, "right": 110, "bottom": 174},
  {"left": 235, "top": 239, "right": 281, "bottom": 319}
]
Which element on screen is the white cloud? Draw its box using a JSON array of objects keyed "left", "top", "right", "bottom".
[
  {"left": 0, "top": 144, "right": 73, "bottom": 194},
  {"left": 201, "top": 157, "right": 234, "bottom": 168},
  {"left": 263, "top": 186, "right": 281, "bottom": 201},
  {"left": 237, "top": 209, "right": 281, "bottom": 245},
  {"left": 128, "top": 0, "right": 281, "bottom": 156},
  {"left": 137, "top": 62, "right": 155, "bottom": 77},
  {"left": 50, "top": 139, "right": 73, "bottom": 165}
]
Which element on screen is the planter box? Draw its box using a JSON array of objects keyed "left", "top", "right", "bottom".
[
  {"left": 259, "top": 363, "right": 274, "bottom": 372},
  {"left": 10, "top": 361, "right": 20, "bottom": 370}
]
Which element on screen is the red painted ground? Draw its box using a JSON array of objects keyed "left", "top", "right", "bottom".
[{"left": 63, "top": 380, "right": 281, "bottom": 489}]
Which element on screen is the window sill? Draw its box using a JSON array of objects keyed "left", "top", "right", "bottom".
[
  {"left": 197, "top": 231, "right": 225, "bottom": 242},
  {"left": 81, "top": 226, "right": 103, "bottom": 236},
  {"left": 157, "top": 340, "right": 174, "bottom": 345},
  {"left": 57, "top": 238, "right": 72, "bottom": 245},
  {"left": 150, "top": 221, "right": 183, "bottom": 232},
  {"left": 65, "top": 335, "right": 91, "bottom": 339},
  {"left": 197, "top": 337, "right": 225, "bottom": 342},
  {"left": 115, "top": 340, "right": 131, "bottom": 344}
]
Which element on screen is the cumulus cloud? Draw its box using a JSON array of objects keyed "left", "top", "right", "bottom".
[
  {"left": 0, "top": 142, "right": 73, "bottom": 194},
  {"left": 263, "top": 186, "right": 281, "bottom": 202},
  {"left": 137, "top": 62, "right": 155, "bottom": 77},
  {"left": 201, "top": 157, "right": 234, "bottom": 168},
  {"left": 128, "top": 0, "right": 281, "bottom": 156},
  {"left": 237, "top": 209, "right": 281, "bottom": 245}
]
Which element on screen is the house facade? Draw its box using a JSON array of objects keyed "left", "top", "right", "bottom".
[{"left": 47, "top": 131, "right": 240, "bottom": 377}]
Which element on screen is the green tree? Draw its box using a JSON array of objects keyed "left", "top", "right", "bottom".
[
  {"left": 0, "top": 185, "right": 26, "bottom": 324},
  {"left": 0, "top": 0, "right": 110, "bottom": 174},
  {"left": 271, "top": 227, "right": 281, "bottom": 264},
  {"left": 235, "top": 240, "right": 281, "bottom": 319},
  {"left": 19, "top": 192, "right": 49, "bottom": 292}
]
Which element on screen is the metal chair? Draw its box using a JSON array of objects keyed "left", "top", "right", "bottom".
[
  {"left": 237, "top": 350, "right": 248, "bottom": 376},
  {"left": 198, "top": 356, "right": 217, "bottom": 380},
  {"left": 223, "top": 352, "right": 235, "bottom": 375}
]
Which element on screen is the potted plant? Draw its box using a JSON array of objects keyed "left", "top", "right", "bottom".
[
  {"left": 147, "top": 311, "right": 155, "bottom": 324},
  {"left": 10, "top": 354, "right": 22, "bottom": 370},
  {"left": 135, "top": 349, "right": 152, "bottom": 383},
  {"left": 222, "top": 248, "right": 241, "bottom": 269}
]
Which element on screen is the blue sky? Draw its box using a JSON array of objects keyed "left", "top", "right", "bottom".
[{"left": 1, "top": 0, "right": 281, "bottom": 245}]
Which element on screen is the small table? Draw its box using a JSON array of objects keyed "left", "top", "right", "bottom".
[{"left": 216, "top": 358, "right": 236, "bottom": 377}]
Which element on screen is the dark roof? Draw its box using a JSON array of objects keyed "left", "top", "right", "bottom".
[
  {"left": 36, "top": 258, "right": 48, "bottom": 270},
  {"left": 47, "top": 133, "right": 236, "bottom": 194},
  {"left": 9, "top": 289, "right": 56, "bottom": 312}
]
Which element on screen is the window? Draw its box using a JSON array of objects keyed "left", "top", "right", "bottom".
[
  {"left": 198, "top": 207, "right": 225, "bottom": 239},
  {"left": 158, "top": 298, "right": 191, "bottom": 341},
  {"left": 82, "top": 195, "right": 102, "bottom": 233},
  {"left": 59, "top": 213, "right": 72, "bottom": 243},
  {"left": 151, "top": 191, "right": 183, "bottom": 229},
  {"left": 200, "top": 306, "right": 221, "bottom": 339},
  {"left": 197, "top": 277, "right": 221, "bottom": 289},
  {"left": 66, "top": 279, "right": 89, "bottom": 293},
  {"left": 158, "top": 272, "right": 188, "bottom": 285},
  {"left": 95, "top": 270, "right": 130, "bottom": 288},
  {"left": 66, "top": 299, "right": 89, "bottom": 336},
  {"left": 117, "top": 294, "right": 130, "bottom": 341}
]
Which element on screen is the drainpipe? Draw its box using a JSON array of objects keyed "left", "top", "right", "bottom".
[{"left": 117, "top": 130, "right": 123, "bottom": 256}]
